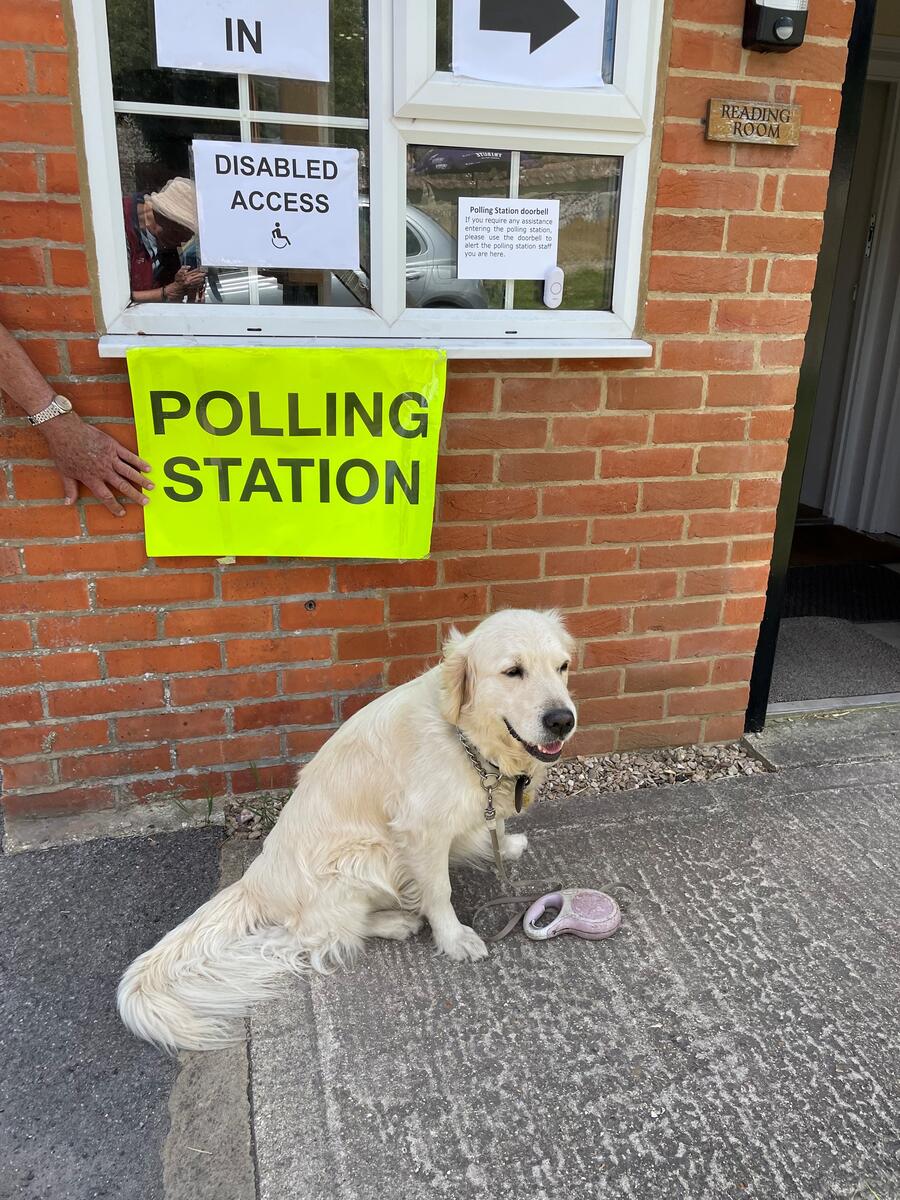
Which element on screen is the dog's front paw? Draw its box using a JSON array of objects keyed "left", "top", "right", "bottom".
[
  {"left": 502, "top": 832, "right": 528, "bottom": 861},
  {"left": 436, "top": 924, "right": 489, "bottom": 962}
]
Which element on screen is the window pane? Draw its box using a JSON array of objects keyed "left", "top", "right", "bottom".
[
  {"left": 512, "top": 152, "right": 621, "bottom": 312},
  {"left": 106, "top": 0, "right": 238, "bottom": 106},
  {"left": 406, "top": 146, "right": 510, "bottom": 310},
  {"left": 436, "top": 0, "right": 618, "bottom": 85},
  {"left": 249, "top": 0, "right": 368, "bottom": 119},
  {"left": 116, "top": 112, "right": 239, "bottom": 195}
]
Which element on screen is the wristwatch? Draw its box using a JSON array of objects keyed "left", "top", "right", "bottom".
[{"left": 27, "top": 394, "right": 74, "bottom": 426}]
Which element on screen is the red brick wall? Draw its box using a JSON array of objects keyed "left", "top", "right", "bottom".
[{"left": 0, "top": 0, "right": 854, "bottom": 822}]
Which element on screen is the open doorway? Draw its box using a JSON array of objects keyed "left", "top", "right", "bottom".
[{"left": 768, "top": 16, "right": 900, "bottom": 712}]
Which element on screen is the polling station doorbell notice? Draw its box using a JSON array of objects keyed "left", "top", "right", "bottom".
[{"left": 743, "top": 0, "right": 808, "bottom": 51}]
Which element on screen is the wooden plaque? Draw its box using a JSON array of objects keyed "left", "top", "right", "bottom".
[{"left": 706, "top": 98, "right": 801, "bottom": 147}]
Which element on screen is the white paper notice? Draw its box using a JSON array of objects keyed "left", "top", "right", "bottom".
[
  {"left": 155, "top": 0, "right": 330, "bottom": 82},
  {"left": 193, "top": 140, "right": 360, "bottom": 270},
  {"left": 457, "top": 198, "right": 559, "bottom": 280},
  {"left": 452, "top": 0, "right": 607, "bottom": 89}
]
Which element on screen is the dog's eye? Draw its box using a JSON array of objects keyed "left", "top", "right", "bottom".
[
  {"left": 503, "top": 666, "right": 524, "bottom": 679},
  {"left": 559, "top": 662, "right": 570, "bottom": 673}
]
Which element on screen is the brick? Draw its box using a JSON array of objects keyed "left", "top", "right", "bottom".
[
  {"left": 706, "top": 373, "right": 799, "bottom": 408},
  {"left": 639, "top": 542, "right": 729, "bottom": 568},
  {"left": 634, "top": 599, "right": 723, "bottom": 633},
  {"left": 225, "top": 634, "right": 331, "bottom": 668},
  {"left": 727, "top": 215, "right": 824, "bottom": 255},
  {"left": 60, "top": 745, "right": 171, "bottom": 784},
  {"left": 43, "top": 718, "right": 111, "bottom": 754},
  {"left": 583, "top": 636, "right": 671, "bottom": 669},
  {"left": 660, "top": 340, "right": 755, "bottom": 372},
  {"left": 0, "top": 620, "right": 31, "bottom": 651},
  {"left": 432, "top": 528, "right": 495, "bottom": 553},
  {"left": 440, "top": 488, "right": 537, "bottom": 522},
  {"left": 500, "top": 377, "right": 600, "bottom": 413},
  {"left": 642, "top": 479, "right": 733, "bottom": 511},
  {"left": 781, "top": 173, "right": 831, "bottom": 213},
  {"left": 753, "top": 257, "right": 768, "bottom": 290},
  {"left": 618, "top": 720, "right": 703, "bottom": 752},
  {"left": 739, "top": 478, "right": 783, "bottom": 507},
  {"left": 661, "top": 123, "right": 732, "bottom": 167},
  {"left": 601, "top": 447, "right": 693, "bottom": 479},
  {"left": 0, "top": 578, "right": 88, "bottom": 614},
  {"left": 231, "top": 761, "right": 307, "bottom": 791},
  {"left": 697, "top": 442, "right": 786, "bottom": 474},
  {"left": 672, "top": 0, "right": 743, "bottom": 23},
  {"left": 653, "top": 411, "right": 745, "bottom": 443},
  {"left": 678, "top": 627, "right": 760, "bottom": 657},
  {"left": 106, "top": 642, "right": 221, "bottom": 677},
  {"left": 0, "top": 49, "right": 28, "bottom": 95},
  {"left": 744, "top": 40, "right": 847, "bottom": 83},
  {"left": 769, "top": 257, "right": 818, "bottom": 294},
  {"left": 794, "top": 85, "right": 842, "bottom": 129},
  {"left": 2, "top": 0, "right": 67, "bottom": 45},
  {"left": 339, "top": 692, "right": 381, "bottom": 720},
  {"left": 336, "top": 561, "right": 437, "bottom": 593},
  {"left": 0, "top": 689, "right": 42, "bottom": 724},
  {"left": 233, "top": 696, "right": 334, "bottom": 732},
  {"left": 37, "top": 611, "right": 156, "bottom": 648},
  {"left": 385, "top": 656, "right": 435, "bottom": 686},
  {"left": 805, "top": 0, "right": 854, "bottom": 38},
  {"left": 29, "top": 651, "right": 99, "bottom": 684},
  {"left": 569, "top": 728, "right": 617, "bottom": 756},
  {"left": 445, "top": 376, "right": 495, "bottom": 413},
  {"left": 711, "top": 656, "right": 755, "bottom": 685},
  {"left": 665, "top": 76, "right": 770, "bottom": 120},
  {"left": 553, "top": 413, "right": 648, "bottom": 447},
  {"left": 683, "top": 564, "right": 771, "bottom": 597},
  {"left": 2, "top": 759, "right": 55, "bottom": 790},
  {"left": 389, "top": 587, "right": 487, "bottom": 623},
  {"left": 592, "top": 514, "right": 684, "bottom": 544},
  {"left": 0, "top": 246, "right": 43, "bottom": 287},
  {"left": 716, "top": 298, "right": 811, "bottom": 335},
  {"left": 542, "top": 482, "right": 638, "bottom": 517},
  {"left": 579, "top": 694, "right": 665, "bottom": 726},
  {"left": 282, "top": 661, "right": 383, "bottom": 694},
  {"left": 545, "top": 547, "right": 635, "bottom": 577},
  {"left": 337, "top": 624, "right": 437, "bottom": 661},
  {"left": 643, "top": 299, "right": 711, "bottom": 335},
  {"left": 731, "top": 536, "right": 774, "bottom": 564},
  {"left": 164, "top": 605, "right": 273, "bottom": 638},
  {"left": 569, "top": 667, "right": 622, "bottom": 698},
  {"left": 0, "top": 151, "right": 39, "bottom": 192},
  {"left": 760, "top": 175, "right": 779, "bottom": 213},
  {"left": 761, "top": 338, "right": 806, "bottom": 368},
  {"left": 649, "top": 254, "right": 748, "bottom": 294},
  {"left": 491, "top": 519, "right": 588, "bottom": 550},
  {"left": 115, "top": 708, "right": 231, "bottom": 743},
  {"left": 499, "top": 450, "right": 595, "bottom": 483},
  {"left": 749, "top": 409, "right": 794, "bottom": 440},
  {"left": 0, "top": 102, "right": 73, "bottom": 146},
  {"left": 724, "top": 595, "right": 768, "bottom": 626},
  {"left": 0, "top": 504, "right": 80, "bottom": 541},
  {"left": 491, "top": 578, "right": 584, "bottom": 609},
  {"left": 704, "top": 713, "right": 747, "bottom": 742},
  {"left": 655, "top": 169, "right": 758, "bottom": 212},
  {"left": 96, "top": 572, "right": 215, "bottom": 607},
  {"left": 564, "top": 610, "right": 630, "bottom": 639},
  {"left": 668, "top": 26, "right": 742, "bottom": 73},
  {"left": 443, "top": 553, "right": 540, "bottom": 584},
  {"left": 688, "top": 509, "right": 775, "bottom": 538},
  {"left": 734, "top": 131, "right": 836, "bottom": 172},
  {"left": 281, "top": 597, "right": 384, "bottom": 630},
  {"left": 12, "top": 465, "right": 65, "bottom": 500},
  {"left": 48, "top": 680, "right": 164, "bottom": 718},
  {"left": 0, "top": 291, "right": 94, "bottom": 332},
  {"left": 25, "top": 539, "right": 148, "bottom": 576},
  {"left": 436, "top": 454, "right": 493, "bottom": 485},
  {"left": 587, "top": 572, "right": 677, "bottom": 604},
  {"left": 607, "top": 376, "right": 702, "bottom": 411},
  {"left": 33, "top": 51, "right": 70, "bottom": 96},
  {"left": 44, "top": 151, "right": 80, "bottom": 193},
  {"left": 1, "top": 784, "right": 119, "bottom": 819},
  {"left": 668, "top": 685, "right": 749, "bottom": 718},
  {"left": 220, "top": 566, "right": 331, "bottom": 601},
  {"left": 625, "top": 660, "right": 710, "bottom": 692},
  {"left": 444, "top": 417, "right": 545, "bottom": 451},
  {"left": 175, "top": 733, "right": 280, "bottom": 770},
  {"left": 170, "top": 670, "right": 278, "bottom": 706},
  {"left": 652, "top": 214, "right": 725, "bottom": 252}
]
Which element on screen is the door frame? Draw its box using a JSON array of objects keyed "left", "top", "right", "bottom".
[{"left": 744, "top": 0, "right": 878, "bottom": 733}]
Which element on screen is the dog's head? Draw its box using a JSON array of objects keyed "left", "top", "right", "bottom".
[{"left": 440, "top": 609, "right": 577, "bottom": 774}]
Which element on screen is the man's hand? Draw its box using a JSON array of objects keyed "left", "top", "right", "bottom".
[{"left": 39, "top": 412, "right": 153, "bottom": 517}]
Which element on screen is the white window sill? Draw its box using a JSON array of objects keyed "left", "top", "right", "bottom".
[{"left": 98, "top": 334, "right": 653, "bottom": 361}]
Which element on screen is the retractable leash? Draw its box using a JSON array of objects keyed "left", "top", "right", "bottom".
[{"left": 457, "top": 730, "right": 628, "bottom": 944}]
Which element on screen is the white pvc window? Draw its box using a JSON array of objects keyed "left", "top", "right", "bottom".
[{"left": 74, "top": 0, "right": 663, "bottom": 356}]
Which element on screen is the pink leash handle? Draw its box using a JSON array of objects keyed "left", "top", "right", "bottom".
[{"left": 523, "top": 888, "right": 622, "bottom": 941}]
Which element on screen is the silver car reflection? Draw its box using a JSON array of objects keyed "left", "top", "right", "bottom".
[{"left": 204, "top": 206, "right": 488, "bottom": 309}]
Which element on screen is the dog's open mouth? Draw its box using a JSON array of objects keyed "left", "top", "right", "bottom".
[{"left": 503, "top": 719, "right": 566, "bottom": 763}]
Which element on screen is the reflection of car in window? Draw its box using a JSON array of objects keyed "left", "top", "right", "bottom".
[{"left": 205, "top": 205, "right": 488, "bottom": 309}]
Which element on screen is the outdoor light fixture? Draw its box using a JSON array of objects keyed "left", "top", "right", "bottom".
[{"left": 743, "top": 0, "right": 808, "bottom": 51}]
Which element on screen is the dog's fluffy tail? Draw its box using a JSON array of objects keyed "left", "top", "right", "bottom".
[{"left": 117, "top": 879, "right": 295, "bottom": 1053}]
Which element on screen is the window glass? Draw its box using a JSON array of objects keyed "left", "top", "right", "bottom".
[
  {"left": 513, "top": 152, "right": 621, "bottom": 312},
  {"left": 406, "top": 146, "right": 511, "bottom": 309},
  {"left": 435, "top": 0, "right": 618, "bottom": 84}
]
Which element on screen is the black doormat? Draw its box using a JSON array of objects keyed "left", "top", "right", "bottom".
[{"left": 783, "top": 563, "right": 900, "bottom": 621}]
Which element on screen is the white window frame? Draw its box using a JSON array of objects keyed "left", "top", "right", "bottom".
[{"left": 73, "top": 0, "right": 662, "bottom": 359}]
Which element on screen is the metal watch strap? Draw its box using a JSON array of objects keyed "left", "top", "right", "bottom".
[{"left": 27, "top": 395, "right": 71, "bottom": 426}]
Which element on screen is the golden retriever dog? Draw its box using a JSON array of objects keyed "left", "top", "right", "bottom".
[{"left": 118, "top": 608, "right": 577, "bottom": 1051}]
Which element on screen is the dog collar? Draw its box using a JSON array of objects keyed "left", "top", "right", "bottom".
[{"left": 455, "top": 729, "right": 531, "bottom": 814}]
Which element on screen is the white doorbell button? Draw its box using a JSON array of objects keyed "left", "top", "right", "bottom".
[{"left": 543, "top": 266, "right": 564, "bottom": 309}]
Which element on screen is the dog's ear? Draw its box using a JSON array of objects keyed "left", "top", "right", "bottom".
[{"left": 440, "top": 627, "right": 473, "bottom": 725}]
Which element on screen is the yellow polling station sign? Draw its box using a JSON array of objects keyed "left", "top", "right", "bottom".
[{"left": 127, "top": 346, "right": 447, "bottom": 558}]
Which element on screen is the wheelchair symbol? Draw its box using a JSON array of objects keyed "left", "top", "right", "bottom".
[{"left": 271, "top": 221, "right": 291, "bottom": 249}]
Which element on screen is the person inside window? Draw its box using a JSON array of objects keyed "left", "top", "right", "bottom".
[{"left": 123, "top": 176, "right": 207, "bottom": 304}]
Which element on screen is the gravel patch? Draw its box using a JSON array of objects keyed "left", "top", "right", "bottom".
[{"left": 224, "top": 740, "right": 770, "bottom": 839}]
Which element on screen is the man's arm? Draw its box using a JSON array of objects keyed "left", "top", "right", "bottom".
[{"left": 0, "top": 322, "right": 153, "bottom": 517}]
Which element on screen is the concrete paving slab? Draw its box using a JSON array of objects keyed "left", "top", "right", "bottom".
[
  {"left": 0, "top": 828, "right": 222, "bottom": 1200},
  {"left": 748, "top": 705, "right": 900, "bottom": 769},
  {"left": 249, "top": 758, "right": 900, "bottom": 1200}
]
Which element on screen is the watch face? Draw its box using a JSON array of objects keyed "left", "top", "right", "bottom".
[{"left": 55, "top": 395, "right": 73, "bottom": 413}]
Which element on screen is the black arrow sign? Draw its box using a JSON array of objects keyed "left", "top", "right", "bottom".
[{"left": 479, "top": 0, "right": 580, "bottom": 54}]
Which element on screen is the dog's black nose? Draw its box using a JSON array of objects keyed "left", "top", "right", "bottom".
[{"left": 543, "top": 708, "right": 575, "bottom": 739}]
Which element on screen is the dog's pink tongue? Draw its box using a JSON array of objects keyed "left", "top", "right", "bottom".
[{"left": 541, "top": 740, "right": 563, "bottom": 754}]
